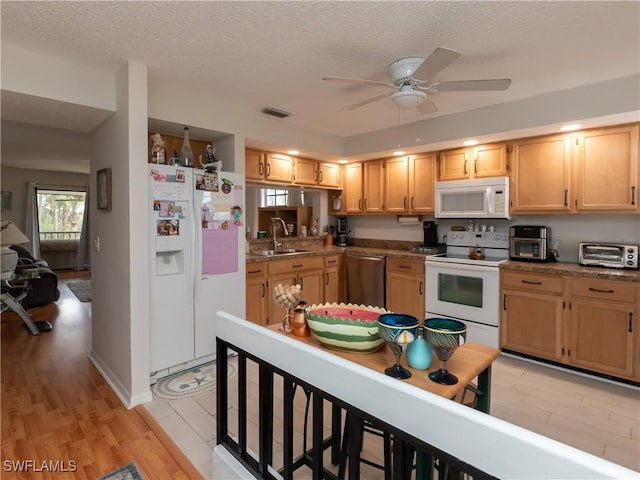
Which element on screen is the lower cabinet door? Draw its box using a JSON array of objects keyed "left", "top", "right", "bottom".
[
  {"left": 501, "top": 290, "right": 563, "bottom": 361},
  {"left": 386, "top": 272, "right": 424, "bottom": 322},
  {"left": 568, "top": 299, "right": 635, "bottom": 379}
]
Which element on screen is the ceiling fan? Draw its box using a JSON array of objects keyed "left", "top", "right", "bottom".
[{"left": 323, "top": 47, "right": 512, "bottom": 115}]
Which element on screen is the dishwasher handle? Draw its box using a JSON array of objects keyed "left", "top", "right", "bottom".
[{"left": 345, "top": 253, "right": 386, "bottom": 262}]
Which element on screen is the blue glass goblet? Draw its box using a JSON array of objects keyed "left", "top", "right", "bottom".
[
  {"left": 377, "top": 313, "right": 419, "bottom": 379},
  {"left": 424, "top": 318, "right": 467, "bottom": 385}
]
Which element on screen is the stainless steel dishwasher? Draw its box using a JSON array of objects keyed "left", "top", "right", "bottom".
[{"left": 345, "top": 253, "right": 386, "bottom": 308}]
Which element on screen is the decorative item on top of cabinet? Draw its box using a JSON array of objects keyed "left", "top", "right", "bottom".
[
  {"left": 149, "top": 133, "right": 166, "bottom": 164},
  {"left": 179, "top": 127, "right": 194, "bottom": 167},
  {"left": 439, "top": 143, "right": 507, "bottom": 181},
  {"left": 150, "top": 132, "right": 209, "bottom": 168}
]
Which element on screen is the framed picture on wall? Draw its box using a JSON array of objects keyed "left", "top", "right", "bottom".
[{"left": 97, "top": 168, "right": 112, "bottom": 210}]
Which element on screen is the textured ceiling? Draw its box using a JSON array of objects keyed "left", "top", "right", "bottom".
[{"left": 1, "top": 1, "right": 639, "bottom": 172}]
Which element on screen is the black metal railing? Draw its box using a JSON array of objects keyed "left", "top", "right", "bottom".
[
  {"left": 216, "top": 337, "right": 495, "bottom": 480},
  {"left": 39, "top": 231, "right": 81, "bottom": 240}
]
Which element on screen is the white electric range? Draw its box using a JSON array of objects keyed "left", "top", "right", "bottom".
[{"left": 425, "top": 230, "right": 509, "bottom": 348}]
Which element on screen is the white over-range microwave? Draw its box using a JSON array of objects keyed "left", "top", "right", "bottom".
[{"left": 435, "top": 176, "right": 510, "bottom": 219}]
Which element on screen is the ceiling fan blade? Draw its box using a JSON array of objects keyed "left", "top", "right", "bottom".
[
  {"left": 345, "top": 92, "right": 394, "bottom": 111},
  {"left": 322, "top": 76, "right": 394, "bottom": 88},
  {"left": 418, "top": 97, "right": 438, "bottom": 115},
  {"left": 433, "top": 79, "right": 512, "bottom": 92},
  {"left": 412, "top": 47, "right": 461, "bottom": 82}
]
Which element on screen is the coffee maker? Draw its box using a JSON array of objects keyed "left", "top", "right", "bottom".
[
  {"left": 423, "top": 220, "right": 439, "bottom": 246},
  {"left": 336, "top": 217, "right": 349, "bottom": 246}
]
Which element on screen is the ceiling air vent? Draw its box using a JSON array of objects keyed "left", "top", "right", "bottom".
[{"left": 261, "top": 106, "right": 291, "bottom": 119}]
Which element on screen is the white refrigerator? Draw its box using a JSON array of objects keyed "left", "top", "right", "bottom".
[{"left": 148, "top": 164, "right": 245, "bottom": 377}]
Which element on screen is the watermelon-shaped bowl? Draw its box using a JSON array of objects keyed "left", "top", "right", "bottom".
[{"left": 305, "top": 303, "right": 388, "bottom": 354}]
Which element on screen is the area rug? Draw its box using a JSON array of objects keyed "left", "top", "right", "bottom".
[
  {"left": 98, "top": 463, "right": 143, "bottom": 480},
  {"left": 67, "top": 280, "right": 91, "bottom": 302},
  {"left": 153, "top": 360, "right": 236, "bottom": 399}
]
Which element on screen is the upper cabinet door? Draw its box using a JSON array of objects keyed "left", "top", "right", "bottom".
[
  {"left": 345, "top": 163, "right": 364, "bottom": 213},
  {"left": 409, "top": 153, "right": 437, "bottom": 213},
  {"left": 293, "top": 157, "right": 318, "bottom": 186},
  {"left": 439, "top": 147, "right": 469, "bottom": 181},
  {"left": 384, "top": 156, "right": 409, "bottom": 213},
  {"left": 510, "top": 134, "right": 572, "bottom": 213},
  {"left": 574, "top": 124, "right": 639, "bottom": 212},
  {"left": 245, "top": 149, "right": 265, "bottom": 181},
  {"left": 363, "top": 160, "right": 385, "bottom": 212},
  {"left": 264, "top": 153, "right": 292, "bottom": 183},
  {"left": 473, "top": 143, "right": 508, "bottom": 178},
  {"left": 318, "top": 163, "right": 341, "bottom": 188}
]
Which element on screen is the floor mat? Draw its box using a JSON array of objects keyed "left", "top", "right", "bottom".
[
  {"left": 153, "top": 360, "right": 236, "bottom": 399},
  {"left": 97, "top": 463, "right": 143, "bottom": 480},
  {"left": 67, "top": 280, "right": 91, "bottom": 302}
]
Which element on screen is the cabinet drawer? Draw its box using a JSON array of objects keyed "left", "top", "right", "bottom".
[
  {"left": 387, "top": 257, "right": 425, "bottom": 275},
  {"left": 501, "top": 270, "right": 564, "bottom": 294},
  {"left": 268, "top": 256, "right": 324, "bottom": 275},
  {"left": 246, "top": 264, "right": 267, "bottom": 278},
  {"left": 324, "top": 254, "right": 342, "bottom": 269},
  {"left": 570, "top": 278, "right": 638, "bottom": 303}
]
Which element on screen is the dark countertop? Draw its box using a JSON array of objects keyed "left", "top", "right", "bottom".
[
  {"left": 501, "top": 260, "right": 640, "bottom": 283},
  {"left": 246, "top": 245, "right": 435, "bottom": 264}
]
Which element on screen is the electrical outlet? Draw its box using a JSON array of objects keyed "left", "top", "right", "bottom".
[{"left": 93, "top": 237, "right": 100, "bottom": 252}]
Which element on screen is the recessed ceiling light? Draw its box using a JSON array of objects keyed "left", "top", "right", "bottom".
[
  {"left": 560, "top": 124, "right": 581, "bottom": 132},
  {"left": 287, "top": 150, "right": 299, "bottom": 155},
  {"left": 337, "top": 159, "right": 348, "bottom": 164},
  {"left": 463, "top": 140, "right": 478, "bottom": 146},
  {"left": 393, "top": 150, "right": 406, "bottom": 156}
]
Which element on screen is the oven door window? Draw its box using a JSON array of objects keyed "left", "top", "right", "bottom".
[{"left": 438, "top": 273, "right": 483, "bottom": 308}]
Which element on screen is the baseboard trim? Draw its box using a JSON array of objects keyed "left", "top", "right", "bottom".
[
  {"left": 137, "top": 405, "right": 205, "bottom": 480},
  {"left": 89, "top": 349, "right": 133, "bottom": 408}
]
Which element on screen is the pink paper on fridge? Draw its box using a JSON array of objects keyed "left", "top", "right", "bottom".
[{"left": 201, "top": 221, "right": 238, "bottom": 275}]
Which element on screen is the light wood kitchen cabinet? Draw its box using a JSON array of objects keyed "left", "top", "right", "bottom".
[
  {"left": 244, "top": 150, "right": 292, "bottom": 183},
  {"left": 257, "top": 207, "right": 311, "bottom": 238},
  {"left": 384, "top": 156, "right": 409, "bottom": 213},
  {"left": 264, "top": 153, "right": 293, "bottom": 183},
  {"left": 510, "top": 133, "right": 572, "bottom": 213},
  {"left": 574, "top": 124, "right": 639, "bottom": 212},
  {"left": 324, "top": 254, "right": 344, "bottom": 304},
  {"left": 318, "top": 163, "right": 341, "bottom": 188},
  {"left": 500, "top": 270, "right": 565, "bottom": 362},
  {"left": 293, "top": 157, "right": 319, "bottom": 186},
  {"left": 245, "top": 148, "right": 266, "bottom": 181},
  {"left": 246, "top": 264, "right": 268, "bottom": 326},
  {"left": 363, "top": 159, "right": 385, "bottom": 212},
  {"left": 409, "top": 153, "right": 437, "bottom": 213},
  {"left": 438, "top": 143, "right": 508, "bottom": 181},
  {"left": 345, "top": 163, "right": 364, "bottom": 213},
  {"left": 386, "top": 257, "right": 425, "bottom": 322},
  {"left": 567, "top": 278, "right": 638, "bottom": 379},
  {"left": 268, "top": 257, "right": 324, "bottom": 326}
]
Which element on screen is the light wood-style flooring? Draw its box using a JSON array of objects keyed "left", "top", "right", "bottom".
[
  {"left": 1, "top": 271, "right": 202, "bottom": 480},
  {"left": 3, "top": 271, "right": 638, "bottom": 479}
]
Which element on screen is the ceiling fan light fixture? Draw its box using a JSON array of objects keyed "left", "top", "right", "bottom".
[{"left": 391, "top": 89, "right": 426, "bottom": 109}]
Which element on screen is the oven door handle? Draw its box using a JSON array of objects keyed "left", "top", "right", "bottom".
[{"left": 425, "top": 261, "right": 497, "bottom": 274}]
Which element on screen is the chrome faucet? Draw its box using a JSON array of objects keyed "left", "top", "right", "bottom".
[{"left": 271, "top": 217, "right": 289, "bottom": 250}]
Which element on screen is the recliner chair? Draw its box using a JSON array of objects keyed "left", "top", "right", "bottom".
[{"left": 7, "top": 245, "right": 60, "bottom": 308}]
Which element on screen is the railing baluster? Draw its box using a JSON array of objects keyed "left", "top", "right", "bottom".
[
  {"left": 311, "top": 393, "right": 324, "bottom": 480},
  {"left": 282, "top": 378, "right": 295, "bottom": 480},
  {"left": 258, "top": 364, "right": 274, "bottom": 475},
  {"left": 238, "top": 354, "right": 247, "bottom": 456},
  {"left": 215, "top": 339, "right": 228, "bottom": 445}
]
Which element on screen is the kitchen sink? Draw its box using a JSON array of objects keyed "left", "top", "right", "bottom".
[{"left": 250, "top": 249, "right": 308, "bottom": 256}]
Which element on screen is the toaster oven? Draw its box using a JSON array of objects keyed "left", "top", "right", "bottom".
[{"left": 578, "top": 243, "right": 639, "bottom": 269}]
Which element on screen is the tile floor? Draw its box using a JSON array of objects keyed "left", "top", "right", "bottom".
[{"left": 144, "top": 354, "right": 640, "bottom": 479}]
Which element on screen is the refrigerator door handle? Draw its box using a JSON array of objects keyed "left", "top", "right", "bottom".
[{"left": 193, "top": 197, "right": 201, "bottom": 306}]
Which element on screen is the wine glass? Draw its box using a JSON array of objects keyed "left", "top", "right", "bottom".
[
  {"left": 423, "top": 318, "right": 467, "bottom": 385},
  {"left": 377, "top": 313, "right": 419, "bottom": 379}
]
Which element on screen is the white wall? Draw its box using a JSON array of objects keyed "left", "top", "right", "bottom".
[{"left": 88, "top": 61, "right": 151, "bottom": 408}]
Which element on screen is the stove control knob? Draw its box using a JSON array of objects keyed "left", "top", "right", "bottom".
[{"left": 494, "top": 234, "right": 501, "bottom": 240}]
